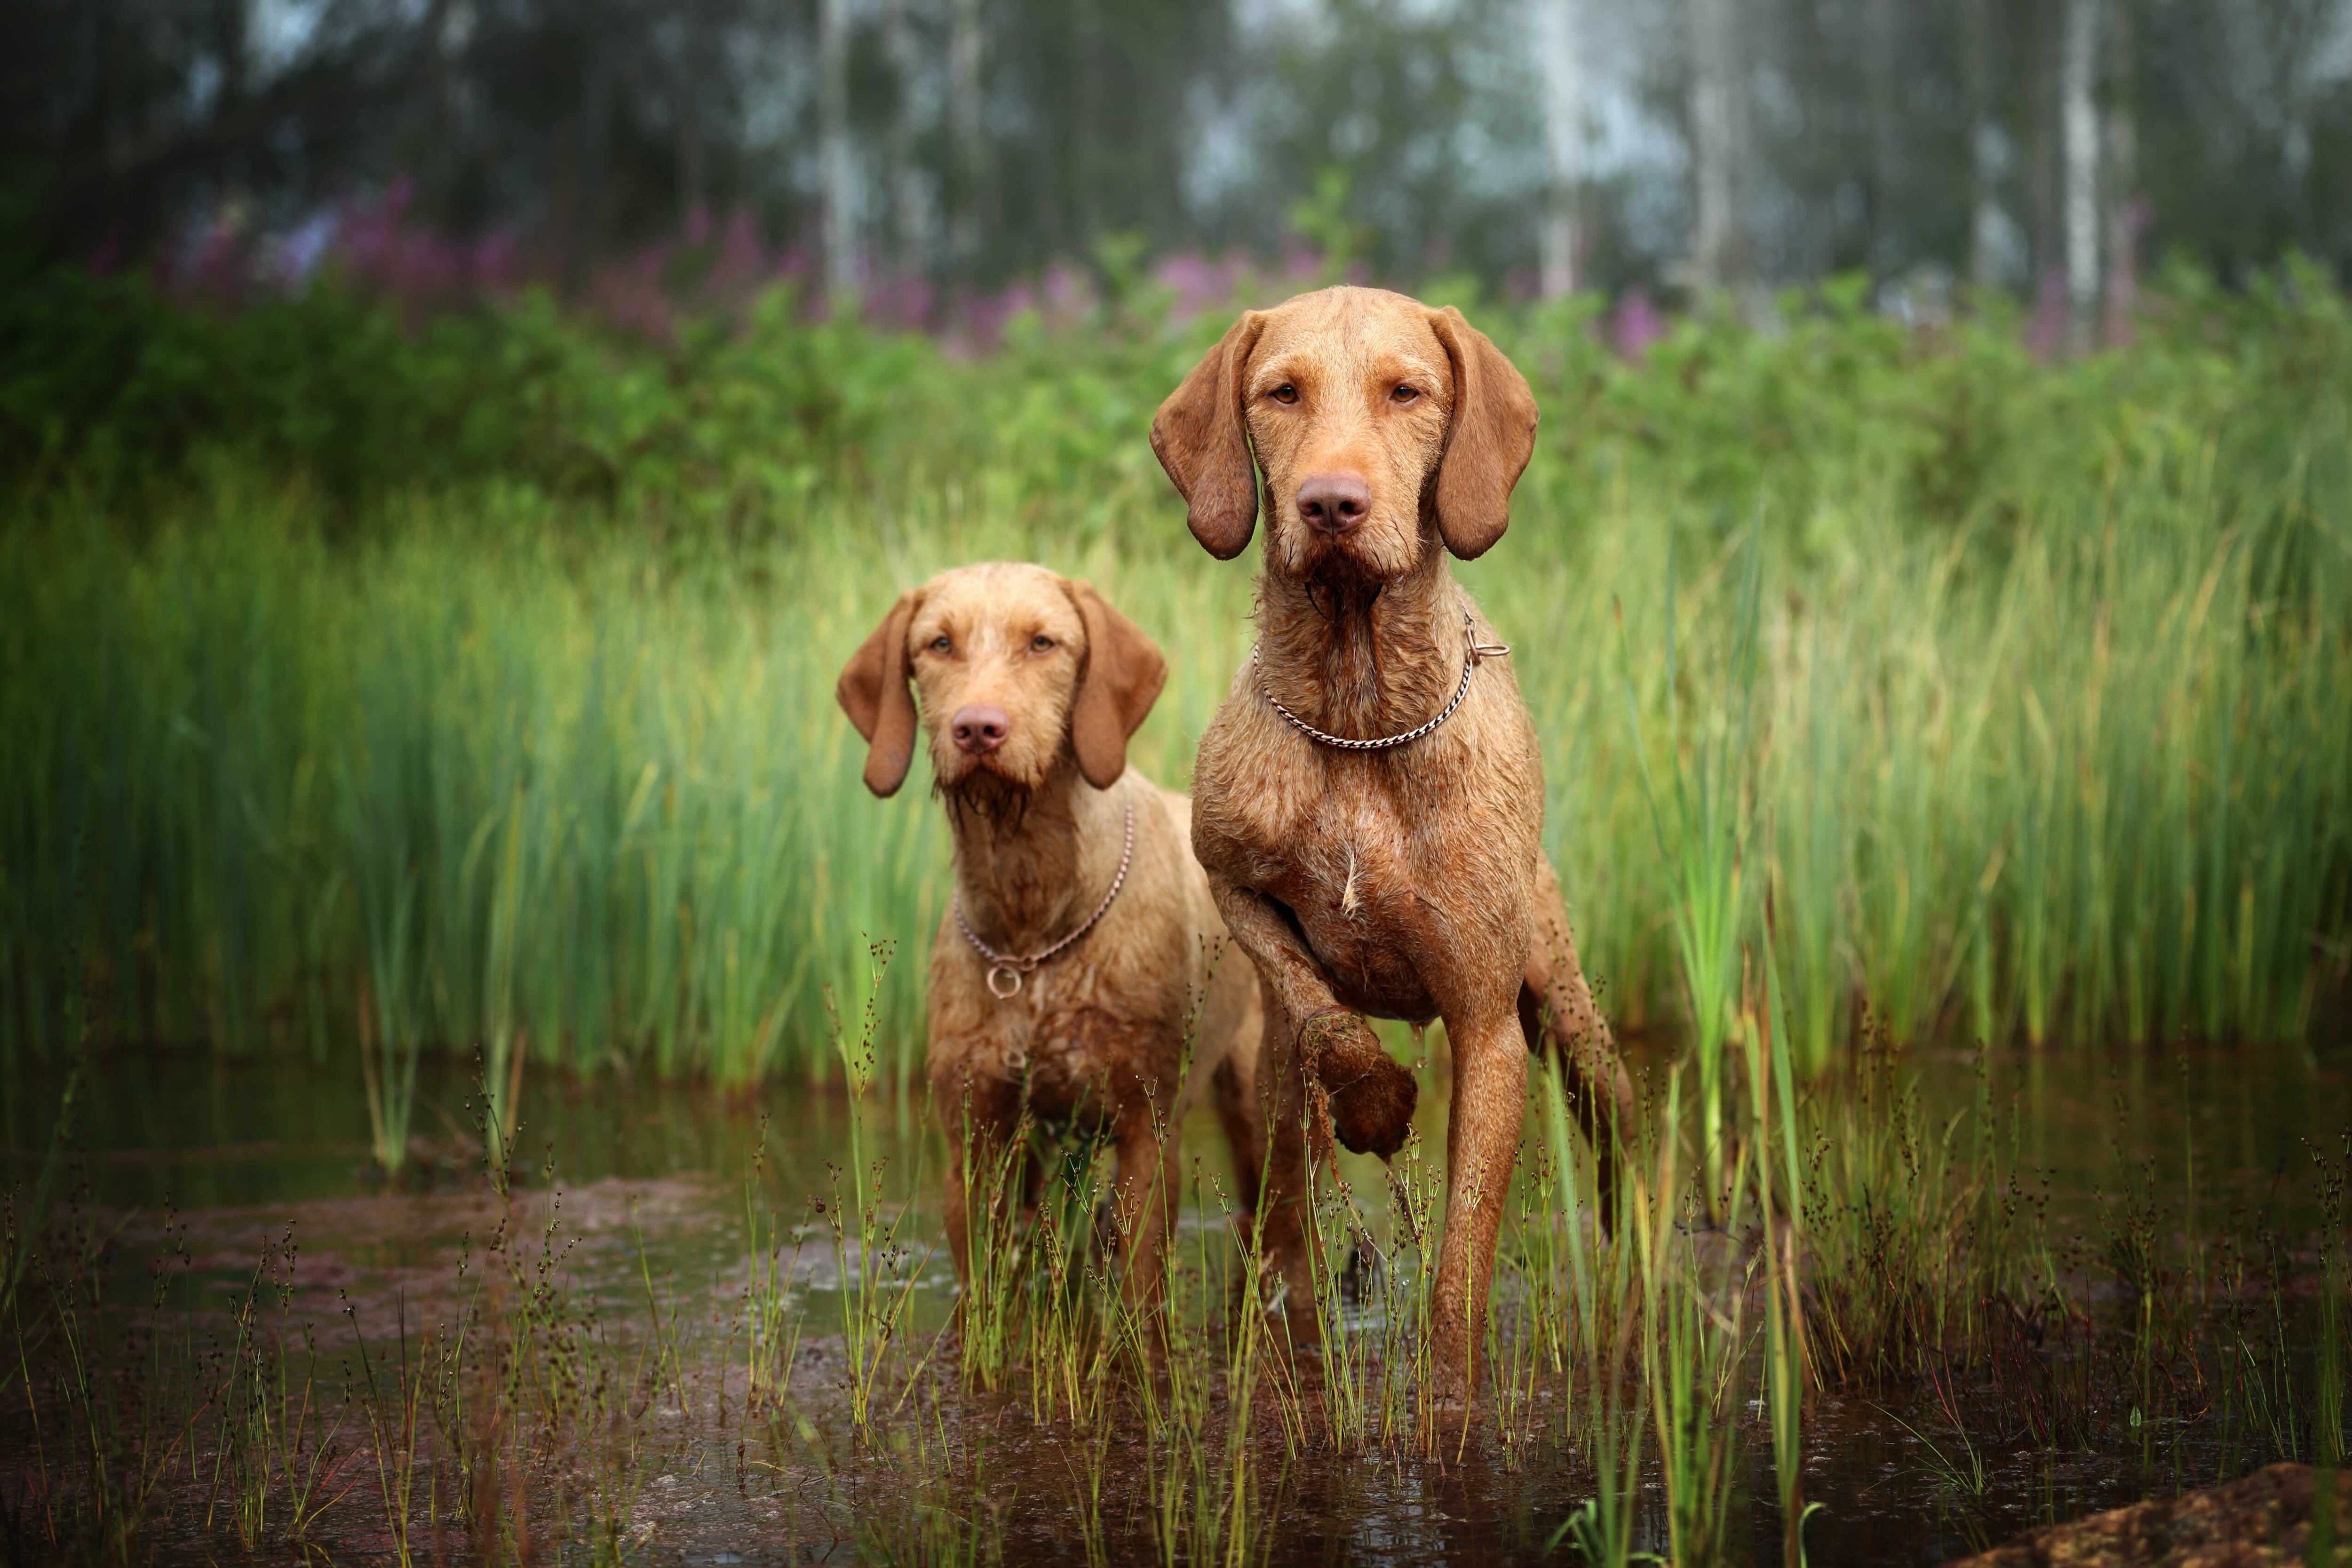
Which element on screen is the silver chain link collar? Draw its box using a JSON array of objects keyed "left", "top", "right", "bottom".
[
  {"left": 1253, "top": 611, "right": 1508, "bottom": 752},
  {"left": 952, "top": 799, "right": 1136, "bottom": 999}
]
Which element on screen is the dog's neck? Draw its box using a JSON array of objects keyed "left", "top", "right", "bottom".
[
  {"left": 941, "top": 759, "right": 1127, "bottom": 956},
  {"left": 1256, "top": 549, "right": 1463, "bottom": 741}
]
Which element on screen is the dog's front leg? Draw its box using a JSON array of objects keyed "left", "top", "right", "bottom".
[
  {"left": 1429, "top": 999, "right": 1530, "bottom": 1416},
  {"left": 1109, "top": 1101, "right": 1182, "bottom": 1337},
  {"left": 1205, "top": 883, "right": 1332, "bottom": 1328},
  {"left": 1206, "top": 882, "right": 1420, "bottom": 1155},
  {"left": 1207, "top": 882, "right": 1415, "bottom": 1338},
  {"left": 932, "top": 1067, "right": 1026, "bottom": 1293}
]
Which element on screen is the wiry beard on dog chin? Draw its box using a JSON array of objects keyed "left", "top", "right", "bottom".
[
  {"left": 1288, "top": 534, "right": 1384, "bottom": 594},
  {"left": 1287, "top": 525, "right": 1417, "bottom": 611},
  {"left": 936, "top": 767, "right": 1036, "bottom": 835},
  {"left": 1298, "top": 566, "right": 1387, "bottom": 627}
]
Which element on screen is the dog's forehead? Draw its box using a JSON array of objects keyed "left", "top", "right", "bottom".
[
  {"left": 912, "top": 563, "right": 1082, "bottom": 642},
  {"left": 1253, "top": 288, "right": 1446, "bottom": 382}
]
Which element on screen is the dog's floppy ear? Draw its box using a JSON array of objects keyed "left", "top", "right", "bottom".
[
  {"left": 1063, "top": 579, "right": 1168, "bottom": 790},
  {"left": 1151, "top": 311, "right": 1267, "bottom": 559},
  {"left": 1427, "top": 305, "right": 1539, "bottom": 560},
  {"left": 836, "top": 589, "right": 921, "bottom": 797}
]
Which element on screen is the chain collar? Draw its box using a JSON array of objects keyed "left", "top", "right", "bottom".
[
  {"left": 952, "top": 799, "right": 1136, "bottom": 999},
  {"left": 1253, "top": 610, "right": 1508, "bottom": 752}
]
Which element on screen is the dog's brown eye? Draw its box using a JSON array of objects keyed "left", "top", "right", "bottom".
[
  {"left": 1270, "top": 384, "right": 1299, "bottom": 405},
  {"left": 1391, "top": 384, "right": 1422, "bottom": 404},
  {"left": 930, "top": 636, "right": 952, "bottom": 654},
  {"left": 1030, "top": 635, "right": 1055, "bottom": 653}
]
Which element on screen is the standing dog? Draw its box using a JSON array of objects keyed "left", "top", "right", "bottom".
[
  {"left": 1151, "top": 287, "right": 1634, "bottom": 1398},
  {"left": 837, "top": 563, "right": 1264, "bottom": 1312}
]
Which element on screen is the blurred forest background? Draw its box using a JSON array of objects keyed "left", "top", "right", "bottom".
[{"left": 7, "top": 0, "right": 2352, "bottom": 321}]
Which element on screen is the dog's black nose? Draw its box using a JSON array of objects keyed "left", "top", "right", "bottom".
[
  {"left": 1296, "top": 472, "right": 1371, "bottom": 535},
  {"left": 950, "top": 705, "right": 1010, "bottom": 755}
]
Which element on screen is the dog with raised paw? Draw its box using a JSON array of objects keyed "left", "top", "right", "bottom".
[
  {"left": 836, "top": 562, "right": 1266, "bottom": 1315},
  {"left": 1150, "top": 287, "right": 1635, "bottom": 1402}
]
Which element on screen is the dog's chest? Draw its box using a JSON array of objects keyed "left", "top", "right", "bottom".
[
  {"left": 937, "top": 962, "right": 1174, "bottom": 1127},
  {"left": 1248, "top": 774, "right": 1445, "bottom": 1019}
]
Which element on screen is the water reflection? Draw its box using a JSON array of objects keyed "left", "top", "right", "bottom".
[
  {"left": 13, "top": 1035, "right": 2343, "bottom": 1224},
  {"left": 5, "top": 1029, "right": 2345, "bottom": 1566}
]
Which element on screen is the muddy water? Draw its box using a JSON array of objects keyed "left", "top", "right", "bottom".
[{"left": 6, "top": 1032, "right": 2347, "bottom": 1566}]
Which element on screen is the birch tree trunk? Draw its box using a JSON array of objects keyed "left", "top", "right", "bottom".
[
  {"left": 568, "top": 1, "right": 613, "bottom": 294},
  {"left": 819, "top": 0, "right": 858, "bottom": 302},
  {"left": 1535, "top": 0, "right": 1581, "bottom": 298},
  {"left": 2061, "top": 0, "right": 2100, "bottom": 350},
  {"left": 947, "top": 0, "right": 984, "bottom": 274},
  {"left": 212, "top": 0, "right": 247, "bottom": 114},
  {"left": 884, "top": 0, "right": 933, "bottom": 276},
  {"left": 2102, "top": 0, "right": 2138, "bottom": 336},
  {"left": 1688, "top": 0, "right": 1746, "bottom": 291},
  {"left": 676, "top": 95, "right": 707, "bottom": 235},
  {"left": 1866, "top": 0, "right": 1901, "bottom": 274},
  {"left": 674, "top": 0, "right": 708, "bottom": 234},
  {"left": 1070, "top": 0, "right": 1097, "bottom": 254},
  {"left": 1964, "top": 0, "right": 2005, "bottom": 289}
]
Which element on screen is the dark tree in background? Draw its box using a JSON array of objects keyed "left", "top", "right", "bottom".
[{"left": 4, "top": 0, "right": 2350, "bottom": 307}]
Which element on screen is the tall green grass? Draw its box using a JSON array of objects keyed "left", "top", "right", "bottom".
[{"left": 2, "top": 270, "right": 2348, "bottom": 1115}]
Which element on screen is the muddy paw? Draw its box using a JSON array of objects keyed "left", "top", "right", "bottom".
[{"left": 1300, "top": 1009, "right": 1417, "bottom": 1158}]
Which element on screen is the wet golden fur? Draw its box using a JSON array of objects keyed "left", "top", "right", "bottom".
[
  {"left": 1151, "top": 287, "right": 1634, "bottom": 1401},
  {"left": 837, "top": 562, "right": 1265, "bottom": 1311}
]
